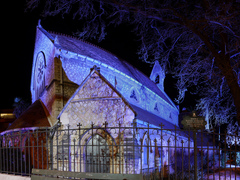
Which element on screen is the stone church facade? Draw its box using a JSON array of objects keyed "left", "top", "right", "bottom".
[
  {"left": 30, "top": 22, "right": 179, "bottom": 127},
  {"left": 1, "top": 22, "right": 193, "bottom": 175}
]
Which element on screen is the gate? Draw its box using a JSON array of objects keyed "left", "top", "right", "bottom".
[{"left": 85, "top": 134, "right": 110, "bottom": 173}]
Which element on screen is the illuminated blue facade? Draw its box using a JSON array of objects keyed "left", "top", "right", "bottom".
[
  {"left": 28, "top": 22, "right": 189, "bottom": 174},
  {"left": 30, "top": 22, "right": 179, "bottom": 128}
]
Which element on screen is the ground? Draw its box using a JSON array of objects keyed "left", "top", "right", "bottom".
[{"left": 207, "top": 168, "right": 240, "bottom": 180}]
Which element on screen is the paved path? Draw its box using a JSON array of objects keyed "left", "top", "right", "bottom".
[{"left": 206, "top": 169, "right": 240, "bottom": 180}]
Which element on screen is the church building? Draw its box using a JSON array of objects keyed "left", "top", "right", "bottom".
[
  {"left": 1, "top": 22, "right": 192, "bottom": 175},
  {"left": 28, "top": 22, "right": 179, "bottom": 129}
]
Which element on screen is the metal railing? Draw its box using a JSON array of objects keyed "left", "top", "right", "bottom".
[{"left": 0, "top": 122, "right": 240, "bottom": 180}]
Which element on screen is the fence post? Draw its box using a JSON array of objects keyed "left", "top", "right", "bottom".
[
  {"left": 132, "top": 119, "right": 136, "bottom": 174},
  {"left": 67, "top": 124, "right": 71, "bottom": 172},
  {"left": 0, "top": 136, "right": 2, "bottom": 173},
  {"left": 77, "top": 123, "right": 82, "bottom": 172},
  {"left": 193, "top": 130, "right": 198, "bottom": 180},
  {"left": 49, "top": 128, "right": 54, "bottom": 170}
]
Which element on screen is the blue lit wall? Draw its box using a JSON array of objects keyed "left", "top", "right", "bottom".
[
  {"left": 56, "top": 49, "right": 179, "bottom": 126},
  {"left": 31, "top": 26, "right": 179, "bottom": 126}
]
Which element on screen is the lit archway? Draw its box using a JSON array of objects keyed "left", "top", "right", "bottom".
[{"left": 85, "top": 134, "right": 110, "bottom": 173}]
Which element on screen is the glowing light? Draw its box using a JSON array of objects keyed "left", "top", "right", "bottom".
[{"left": 0, "top": 113, "right": 15, "bottom": 119}]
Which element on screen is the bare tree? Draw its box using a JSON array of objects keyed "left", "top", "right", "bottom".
[
  {"left": 196, "top": 82, "right": 236, "bottom": 128},
  {"left": 226, "top": 121, "right": 240, "bottom": 147},
  {"left": 27, "top": 0, "right": 240, "bottom": 126}
]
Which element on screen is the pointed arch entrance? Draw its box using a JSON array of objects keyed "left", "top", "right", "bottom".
[{"left": 85, "top": 134, "right": 110, "bottom": 173}]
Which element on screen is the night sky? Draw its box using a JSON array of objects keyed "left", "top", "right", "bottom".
[{"left": 1, "top": 1, "right": 194, "bottom": 110}]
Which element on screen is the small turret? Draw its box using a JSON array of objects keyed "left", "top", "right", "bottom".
[{"left": 150, "top": 61, "right": 165, "bottom": 91}]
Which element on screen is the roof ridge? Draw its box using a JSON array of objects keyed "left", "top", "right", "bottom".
[
  {"left": 48, "top": 30, "right": 119, "bottom": 59},
  {"left": 46, "top": 30, "right": 176, "bottom": 109}
]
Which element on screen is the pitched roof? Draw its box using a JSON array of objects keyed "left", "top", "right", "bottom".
[
  {"left": 58, "top": 67, "right": 136, "bottom": 119},
  {"left": 130, "top": 104, "right": 178, "bottom": 129},
  {"left": 7, "top": 100, "right": 51, "bottom": 130},
  {"left": 38, "top": 27, "right": 177, "bottom": 108}
]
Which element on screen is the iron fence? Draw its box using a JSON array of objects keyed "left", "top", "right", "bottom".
[{"left": 0, "top": 122, "right": 240, "bottom": 180}]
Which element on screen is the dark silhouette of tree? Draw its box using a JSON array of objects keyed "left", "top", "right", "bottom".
[{"left": 26, "top": 0, "right": 240, "bottom": 126}]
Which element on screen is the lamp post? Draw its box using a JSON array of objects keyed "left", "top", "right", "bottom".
[{"left": 181, "top": 111, "right": 206, "bottom": 180}]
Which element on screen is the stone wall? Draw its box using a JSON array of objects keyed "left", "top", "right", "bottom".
[
  {"left": 60, "top": 71, "right": 135, "bottom": 128},
  {"left": 55, "top": 70, "right": 136, "bottom": 173},
  {"left": 50, "top": 57, "right": 78, "bottom": 125}
]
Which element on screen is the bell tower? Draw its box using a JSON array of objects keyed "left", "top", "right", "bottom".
[{"left": 150, "top": 61, "right": 165, "bottom": 91}]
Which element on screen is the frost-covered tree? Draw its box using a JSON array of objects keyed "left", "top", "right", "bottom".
[
  {"left": 196, "top": 81, "right": 236, "bottom": 129},
  {"left": 226, "top": 121, "right": 240, "bottom": 147},
  {"left": 27, "top": 0, "right": 240, "bottom": 126}
]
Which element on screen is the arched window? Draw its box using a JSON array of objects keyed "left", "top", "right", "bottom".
[
  {"left": 143, "top": 139, "right": 149, "bottom": 165},
  {"left": 142, "top": 135, "right": 153, "bottom": 166},
  {"left": 34, "top": 51, "right": 46, "bottom": 100},
  {"left": 155, "top": 74, "right": 160, "bottom": 84},
  {"left": 57, "top": 134, "right": 69, "bottom": 160},
  {"left": 85, "top": 134, "right": 110, "bottom": 173}
]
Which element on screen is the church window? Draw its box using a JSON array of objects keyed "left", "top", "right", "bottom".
[
  {"left": 143, "top": 145, "right": 148, "bottom": 165},
  {"left": 86, "top": 134, "right": 110, "bottom": 173},
  {"left": 143, "top": 137, "right": 153, "bottom": 166},
  {"left": 130, "top": 90, "right": 138, "bottom": 101},
  {"left": 34, "top": 51, "right": 46, "bottom": 100},
  {"left": 157, "top": 147, "right": 164, "bottom": 167},
  {"left": 143, "top": 139, "right": 149, "bottom": 165},
  {"left": 58, "top": 134, "right": 70, "bottom": 160},
  {"left": 169, "top": 113, "right": 172, "bottom": 119},
  {"left": 155, "top": 75, "right": 160, "bottom": 84}
]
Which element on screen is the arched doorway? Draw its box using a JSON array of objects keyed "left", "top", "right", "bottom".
[{"left": 85, "top": 134, "right": 110, "bottom": 173}]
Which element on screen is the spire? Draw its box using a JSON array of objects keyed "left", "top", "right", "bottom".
[{"left": 38, "top": 19, "right": 42, "bottom": 28}]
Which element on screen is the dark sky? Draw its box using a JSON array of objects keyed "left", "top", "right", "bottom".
[{"left": 1, "top": 1, "right": 195, "bottom": 110}]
